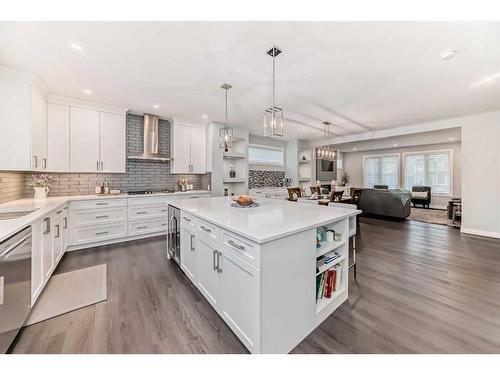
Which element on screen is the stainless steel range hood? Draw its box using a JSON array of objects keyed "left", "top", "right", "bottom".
[{"left": 127, "top": 114, "right": 171, "bottom": 162}]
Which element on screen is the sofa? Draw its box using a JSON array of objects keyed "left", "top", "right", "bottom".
[{"left": 358, "top": 188, "right": 411, "bottom": 219}]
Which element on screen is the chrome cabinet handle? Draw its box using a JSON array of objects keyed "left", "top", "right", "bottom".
[
  {"left": 182, "top": 217, "right": 191, "bottom": 222},
  {"left": 227, "top": 240, "right": 244, "bottom": 250},
  {"left": 95, "top": 202, "right": 109, "bottom": 206},
  {"left": 56, "top": 210, "right": 62, "bottom": 214},
  {"left": 137, "top": 226, "right": 147, "bottom": 229},
  {"left": 55, "top": 224, "right": 60, "bottom": 238},
  {"left": 190, "top": 234, "right": 194, "bottom": 251},
  {"left": 136, "top": 211, "right": 147, "bottom": 215},
  {"left": 101, "top": 161, "right": 104, "bottom": 171},
  {"left": 213, "top": 250, "right": 217, "bottom": 270},
  {"left": 161, "top": 209, "right": 167, "bottom": 212},
  {"left": 96, "top": 231, "right": 109, "bottom": 236},
  {"left": 96, "top": 215, "right": 109, "bottom": 219},
  {"left": 43, "top": 217, "right": 51, "bottom": 234},
  {"left": 200, "top": 225, "right": 211, "bottom": 233},
  {"left": 33, "top": 155, "right": 38, "bottom": 168},
  {"left": 97, "top": 161, "right": 99, "bottom": 171},
  {"left": 217, "top": 251, "right": 222, "bottom": 273},
  {"left": 42, "top": 158, "right": 47, "bottom": 169},
  {"left": 63, "top": 217, "right": 68, "bottom": 229}
]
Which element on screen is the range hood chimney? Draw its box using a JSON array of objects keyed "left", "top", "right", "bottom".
[{"left": 127, "top": 114, "right": 171, "bottom": 162}]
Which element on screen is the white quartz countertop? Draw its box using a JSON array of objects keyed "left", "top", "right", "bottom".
[
  {"left": 172, "top": 196, "right": 361, "bottom": 244},
  {"left": 0, "top": 190, "right": 210, "bottom": 242}
]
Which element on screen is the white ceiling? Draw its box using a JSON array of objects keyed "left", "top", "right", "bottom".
[{"left": 1, "top": 22, "right": 499, "bottom": 140}]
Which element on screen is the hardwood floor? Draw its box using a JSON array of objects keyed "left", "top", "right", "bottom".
[{"left": 12, "top": 217, "right": 500, "bottom": 353}]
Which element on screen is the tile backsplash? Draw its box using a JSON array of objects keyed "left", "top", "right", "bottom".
[
  {"left": 0, "top": 114, "right": 211, "bottom": 203},
  {"left": 248, "top": 170, "right": 285, "bottom": 188}
]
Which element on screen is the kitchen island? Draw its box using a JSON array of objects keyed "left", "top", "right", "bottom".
[{"left": 171, "top": 196, "right": 361, "bottom": 354}]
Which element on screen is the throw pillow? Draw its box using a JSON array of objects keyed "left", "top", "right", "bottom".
[{"left": 412, "top": 191, "right": 428, "bottom": 198}]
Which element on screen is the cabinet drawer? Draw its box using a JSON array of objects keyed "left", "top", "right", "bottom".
[
  {"left": 197, "top": 218, "right": 219, "bottom": 242},
  {"left": 128, "top": 196, "right": 170, "bottom": 207},
  {"left": 70, "top": 207, "right": 127, "bottom": 227},
  {"left": 181, "top": 211, "right": 196, "bottom": 228},
  {"left": 128, "top": 205, "right": 167, "bottom": 221},
  {"left": 70, "top": 222, "right": 127, "bottom": 246},
  {"left": 221, "top": 230, "right": 260, "bottom": 268},
  {"left": 128, "top": 218, "right": 167, "bottom": 236},
  {"left": 70, "top": 198, "right": 127, "bottom": 210}
]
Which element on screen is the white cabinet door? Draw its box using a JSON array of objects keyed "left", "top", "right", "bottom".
[
  {"left": 190, "top": 127, "right": 206, "bottom": 174},
  {"left": 31, "top": 85, "right": 47, "bottom": 170},
  {"left": 196, "top": 236, "right": 220, "bottom": 309},
  {"left": 171, "top": 123, "right": 191, "bottom": 173},
  {"left": 0, "top": 69, "right": 31, "bottom": 171},
  {"left": 70, "top": 107, "right": 100, "bottom": 172},
  {"left": 31, "top": 220, "right": 44, "bottom": 305},
  {"left": 47, "top": 103, "right": 70, "bottom": 172},
  {"left": 100, "top": 112, "right": 126, "bottom": 173},
  {"left": 42, "top": 215, "right": 54, "bottom": 279},
  {"left": 61, "top": 207, "right": 69, "bottom": 251},
  {"left": 180, "top": 225, "right": 197, "bottom": 282},
  {"left": 219, "top": 250, "right": 260, "bottom": 352}
]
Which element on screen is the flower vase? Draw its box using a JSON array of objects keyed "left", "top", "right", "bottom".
[{"left": 34, "top": 187, "right": 49, "bottom": 200}]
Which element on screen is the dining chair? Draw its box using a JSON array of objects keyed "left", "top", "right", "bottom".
[
  {"left": 310, "top": 186, "right": 321, "bottom": 196},
  {"left": 286, "top": 187, "right": 302, "bottom": 202},
  {"left": 330, "top": 190, "right": 344, "bottom": 202}
]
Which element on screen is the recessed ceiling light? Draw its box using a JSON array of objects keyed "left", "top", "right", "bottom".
[
  {"left": 71, "top": 43, "right": 83, "bottom": 51},
  {"left": 202, "top": 114, "right": 208, "bottom": 119},
  {"left": 153, "top": 104, "right": 159, "bottom": 109},
  {"left": 82, "top": 89, "right": 92, "bottom": 95},
  {"left": 440, "top": 48, "right": 458, "bottom": 60}
]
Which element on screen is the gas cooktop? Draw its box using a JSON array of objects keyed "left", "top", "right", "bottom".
[{"left": 127, "top": 190, "right": 176, "bottom": 195}]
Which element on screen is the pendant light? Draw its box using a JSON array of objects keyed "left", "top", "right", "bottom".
[
  {"left": 264, "top": 46, "right": 284, "bottom": 137},
  {"left": 219, "top": 83, "right": 233, "bottom": 152},
  {"left": 316, "top": 121, "right": 336, "bottom": 161}
]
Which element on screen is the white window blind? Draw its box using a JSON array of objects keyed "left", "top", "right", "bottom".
[
  {"left": 248, "top": 145, "right": 284, "bottom": 166},
  {"left": 363, "top": 154, "right": 399, "bottom": 188},
  {"left": 404, "top": 151, "right": 452, "bottom": 195}
]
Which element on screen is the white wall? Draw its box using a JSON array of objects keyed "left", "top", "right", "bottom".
[{"left": 342, "top": 142, "right": 462, "bottom": 208}]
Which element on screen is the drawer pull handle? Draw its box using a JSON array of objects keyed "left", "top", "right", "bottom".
[
  {"left": 96, "top": 215, "right": 109, "bottom": 219},
  {"left": 96, "top": 202, "right": 109, "bottom": 206},
  {"left": 96, "top": 231, "right": 109, "bottom": 236},
  {"left": 137, "top": 226, "right": 147, "bottom": 229},
  {"left": 43, "top": 217, "right": 51, "bottom": 234},
  {"left": 161, "top": 223, "right": 167, "bottom": 226},
  {"left": 137, "top": 211, "right": 147, "bottom": 214},
  {"left": 200, "top": 225, "right": 211, "bottom": 233},
  {"left": 56, "top": 210, "right": 62, "bottom": 214},
  {"left": 227, "top": 240, "right": 244, "bottom": 250},
  {"left": 63, "top": 217, "right": 68, "bottom": 229},
  {"left": 161, "top": 209, "right": 167, "bottom": 212},
  {"left": 183, "top": 217, "right": 191, "bottom": 222},
  {"left": 55, "top": 224, "right": 60, "bottom": 238},
  {"left": 190, "top": 234, "right": 195, "bottom": 251}
]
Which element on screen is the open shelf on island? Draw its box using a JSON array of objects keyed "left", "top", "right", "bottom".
[
  {"left": 223, "top": 178, "right": 247, "bottom": 183},
  {"left": 315, "top": 286, "right": 346, "bottom": 314},
  {"left": 316, "top": 240, "right": 346, "bottom": 258},
  {"left": 315, "top": 253, "right": 346, "bottom": 276}
]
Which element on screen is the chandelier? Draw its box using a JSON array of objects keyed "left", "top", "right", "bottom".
[
  {"left": 264, "top": 46, "right": 284, "bottom": 137},
  {"left": 219, "top": 83, "right": 233, "bottom": 152},
  {"left": 315, "top": 121, "right": 336, "bottom": 161}
]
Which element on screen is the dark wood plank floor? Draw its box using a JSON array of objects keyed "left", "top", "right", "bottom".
[{"left": 12, "top": 217, "right": 500, "bottom": 353}]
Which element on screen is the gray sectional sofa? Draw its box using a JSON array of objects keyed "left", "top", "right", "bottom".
[{"left": 358, "top": 188, "right": 411, "bottom": 219}]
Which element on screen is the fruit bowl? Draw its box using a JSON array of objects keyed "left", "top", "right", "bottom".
[{"left": 233, "top": 195, "right": 255, "bottom": 206}]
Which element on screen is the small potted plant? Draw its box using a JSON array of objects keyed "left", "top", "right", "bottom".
[{"left": 31, "top": 174, "right": 51, "bottom": 200}]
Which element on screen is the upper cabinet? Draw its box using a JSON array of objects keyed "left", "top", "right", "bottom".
[
  {"left": 31, "top": 85, "right": 48, "bottom": 171},
  {"left": 171, "top": 121, "right": 206, "bottom": 174},
  {"left": 70, "top": 108, "right": 126, "bottom": 173},
  {"left": 70, "top": 107, "right": 101, "bottom": 172},
  {"left": 46, "top": 103, "right": 70, "bottom": 172}
]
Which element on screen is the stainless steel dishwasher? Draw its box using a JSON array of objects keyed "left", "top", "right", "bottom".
[{"left": 0, "top": 226, "right": 32, "bottom": 353}]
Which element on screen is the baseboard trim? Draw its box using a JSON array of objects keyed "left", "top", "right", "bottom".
[{"left": 461, "top": 227, "right": 500, "bottom": 239}]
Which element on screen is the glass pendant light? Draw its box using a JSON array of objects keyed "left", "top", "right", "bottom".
[
  {"left": 219, "top": 83, "right": 233, "bottom": 152},
  {"left": 264, "top": 46, "right": 284, "bottom": 137},
  {"left": 316, "top": 121, "right": 337, "bottom": 161}
]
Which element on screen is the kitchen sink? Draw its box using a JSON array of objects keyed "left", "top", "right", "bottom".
[{"left": 0, "top": 209, "right": 39, "bottom": 220}]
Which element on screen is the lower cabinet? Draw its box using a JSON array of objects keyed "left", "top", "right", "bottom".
[
  {"left": 185, "top": 224, "right": 261, "bottom": 352},
  {"left": 196, "top": 235, "right": 221, "bottom": 309},
  {"left": 180, "top": 224, "right": 196, "bottom": 282}
]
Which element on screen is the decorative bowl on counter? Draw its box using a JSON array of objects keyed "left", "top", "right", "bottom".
[{"left": 231, "top": 195, "right": 260, "bottom": 208}]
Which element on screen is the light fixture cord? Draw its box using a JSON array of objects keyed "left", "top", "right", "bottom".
[
  {"left": 225, "top": 87, "right": 228, "bottom": 128},
  {"left": 272, "top": 49, "right": 276, "bottom": 113}
]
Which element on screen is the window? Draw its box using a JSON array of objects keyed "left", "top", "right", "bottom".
[
  {"left": 403, "top": 150, "right": 452, "bottom": 195},
  {"left": 363, "top": 154, "right": 399, "bottom": 188},
  {"left": 248, "top": 144, "right": 284, "bottom": 166}
]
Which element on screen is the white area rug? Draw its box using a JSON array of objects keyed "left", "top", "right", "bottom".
[{"left": 25, "top": 264, "right": 107, "bottom": 326}]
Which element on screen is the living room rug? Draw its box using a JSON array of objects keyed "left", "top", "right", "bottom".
[
  {"left": 407, "top": 208, "right": 448, "bottom": 226},
  {"left": 25, "top": 264, "right": 107, "bottom": 326}
]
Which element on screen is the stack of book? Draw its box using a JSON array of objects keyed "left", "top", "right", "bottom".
[{"left": 316, "top": 264, "right": 342, "bottom": 302}]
